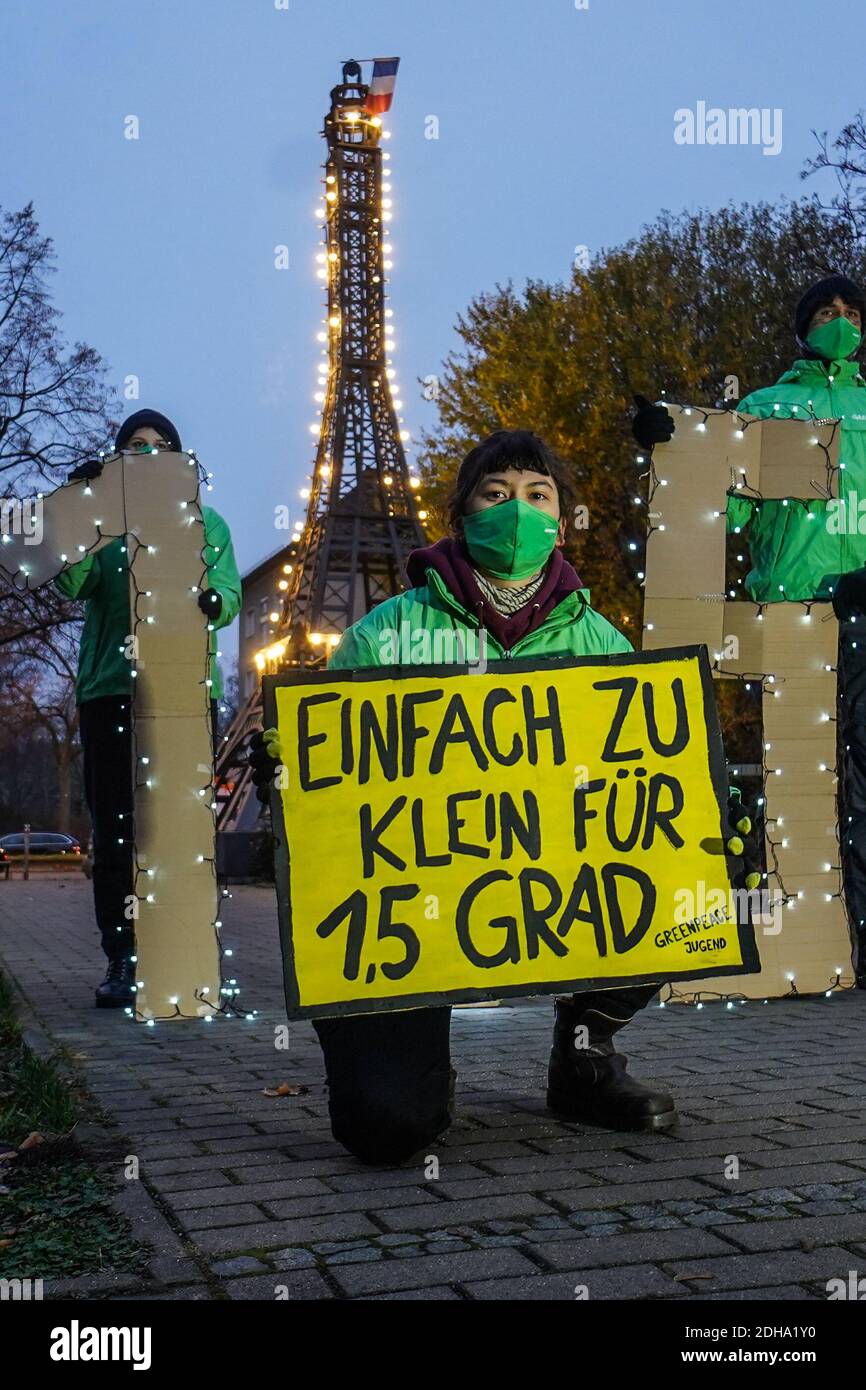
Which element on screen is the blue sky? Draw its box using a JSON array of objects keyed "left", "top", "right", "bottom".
[{"left": 3, "top": 0, "right": 862, "bottom": 664}]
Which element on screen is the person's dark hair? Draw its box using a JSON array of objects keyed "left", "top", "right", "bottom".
[
  {"left": 447, "top": 429, "right": 577, "bottom": 532},
  {"left": 794, "top": 273, "right": 865, "bottom": 352}
]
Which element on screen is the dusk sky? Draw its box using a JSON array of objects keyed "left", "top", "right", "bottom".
[{"left": 4, "top": 0, "right": 862, "bottom": 665}]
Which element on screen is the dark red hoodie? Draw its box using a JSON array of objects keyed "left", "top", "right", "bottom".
[{"left": 405, "top": 536, "right": 583, "bottom": 653}]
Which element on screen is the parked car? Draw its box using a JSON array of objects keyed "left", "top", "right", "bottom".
[{"left": 0, "top": 832, "right": 81, "bottom": 857}]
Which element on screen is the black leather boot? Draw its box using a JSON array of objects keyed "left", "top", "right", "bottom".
[
  {"left": 547, "top": 995, "right": 677, "bottom": 1132},
  {"left": 95, "top": 957, "right": 135, "bottom": 1009}
]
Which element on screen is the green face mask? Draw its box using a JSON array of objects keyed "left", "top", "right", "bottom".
[
  {"left": 806, "top": 314, "right": 862, "bottom": 363},
  {"left": 462, "top": 498, "right": 559, "bottom": 581}
]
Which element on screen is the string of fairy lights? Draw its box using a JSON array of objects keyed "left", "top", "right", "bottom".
[
  {"left": 14, "top": 449, "right": 258, "bottom": 1026},
  {"left": 633, "top": 402, "right": 854, "bottom": 1005},
  {"left": 126, "top": 452, "right": 252, "bottom": 1025}
]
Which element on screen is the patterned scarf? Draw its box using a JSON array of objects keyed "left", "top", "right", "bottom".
[{"left": 472, "top": 566, "right": 547, "bottom": 616}]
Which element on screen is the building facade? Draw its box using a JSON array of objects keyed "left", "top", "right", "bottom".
[{"left": 237, "top": 546, "right": 295, "bottom": 701}]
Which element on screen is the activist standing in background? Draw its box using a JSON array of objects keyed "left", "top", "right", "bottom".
[
  {"left": 633, "top": 273, "right": 866, "bottom": 982},
  {"left": 57, "top": 410, "right": 242, "bottom": 1008},
  {"left": 252, "top": 430, "right": 691, "bottom": 1165}
]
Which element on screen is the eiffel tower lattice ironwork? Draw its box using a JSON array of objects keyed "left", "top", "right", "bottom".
[
  {"left": 285, "top": 58, "right": 426, "bottom": 638},
  {"left": 215, "top": 58, "right": 426, "bottom": 859}
]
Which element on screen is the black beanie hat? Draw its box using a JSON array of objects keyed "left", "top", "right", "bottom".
[
  {"left": 115, "top": 409, "right": 183, "bottom": 454},
  {"left": 795, "top": 274, "right": 865, "bottom": 357}
]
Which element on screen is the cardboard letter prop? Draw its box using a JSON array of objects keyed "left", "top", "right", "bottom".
[
  {"left": 643, "top": 408, "right": 851, "bottom": 997},
  {"left": 1, "top": 453, "right": 222, "bottom": 1020}
]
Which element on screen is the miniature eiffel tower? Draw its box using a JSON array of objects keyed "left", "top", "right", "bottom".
[{"left": 215, "top": 59, "right": 426, "bottom": 866}]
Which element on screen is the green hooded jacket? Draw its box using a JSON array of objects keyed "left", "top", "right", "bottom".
[
  {"left": 726, "top": 355, "right": 866, "bottom": 602},
  {"left": 326, "top": 566, "right": 633, "bottom": 672},
  {"left": 55, "top": 505, "right": 241, "bottom": 704}
]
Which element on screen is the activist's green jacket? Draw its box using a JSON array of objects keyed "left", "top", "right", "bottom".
[
  {"left": 726, "top": 355, "right": 866, "bottom": 602},
  {"left": 327, "top": 566, "right": 633, "bottom": 671},
  {"left": 55, "top": 505, "right": 241, "bottom": 704}
]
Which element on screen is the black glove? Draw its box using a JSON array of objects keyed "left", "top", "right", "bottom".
[
  {"left": 700, "top": 786, "right": 761, "bottom": 894},
  {"left": 248, "top": 728, "right": 282, "bottom": 805},
  {"left": 631, "top": 393, "right": 675, "bottom": 451},
  {"left": 832, "top": 569, "right": 866, "bottom": 623},
  {"left": 198, "top": 590, "right": 223, "bottom": 621},
  {"left": 724, "top": 787, "right": 761, "bottom": 894},
  {"left": 68, "top": 458, "right": 104, "bottom": 483}
]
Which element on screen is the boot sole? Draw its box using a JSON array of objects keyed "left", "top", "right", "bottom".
[
  {"left": 546, "top": 1089, "right": 678, "bottom": 1133},
  {"left": 95, "top": 995, "right": 133, "bottom": 1009}
]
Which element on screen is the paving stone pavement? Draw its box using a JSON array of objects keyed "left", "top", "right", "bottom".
[{"left": 2, "top": 876, "right": 866, "bottom": 1302}]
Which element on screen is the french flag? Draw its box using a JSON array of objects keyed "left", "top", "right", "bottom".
[{"left": 366, "top": 57, "right": 399, "bottom": 115}]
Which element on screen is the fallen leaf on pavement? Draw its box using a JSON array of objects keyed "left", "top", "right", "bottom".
[
  {"left": 262, "top": 1083, "right": 310, "bottom": 1098},
  {"left": 18, "top": 1132, "right": 46, "bottom": 1150}
]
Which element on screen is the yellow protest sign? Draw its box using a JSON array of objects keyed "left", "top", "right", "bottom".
[{"left": 264, "top": 647, "right": 760, "bottom": 1018}]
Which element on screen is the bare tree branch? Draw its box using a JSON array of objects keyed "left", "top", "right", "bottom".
[
  {"left": 801, "top": 112, "right": 866, "bottom": 249},
  {"left": 0, "top": 202, "right": 117, "bottom": 494}
]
